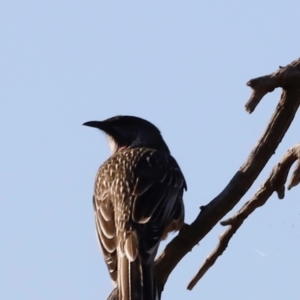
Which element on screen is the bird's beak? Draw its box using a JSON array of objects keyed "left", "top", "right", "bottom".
[{"left": 82, "top": 121, "right": 104, "bottom": 129}]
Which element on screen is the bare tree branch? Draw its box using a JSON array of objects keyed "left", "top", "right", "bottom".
[
  {"left": 187, "top": 143, "right": 300, "bottom": 290},
  {"left": 245, "top": 58, "right": 300, "bottom": 113},
  {"left": 155, "top": 57, "right": 300, "bottom": 295}
]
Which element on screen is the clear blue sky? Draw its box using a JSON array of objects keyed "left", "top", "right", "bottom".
[{"left": 1, "top": 1, "right": 300, "bottom": 299}]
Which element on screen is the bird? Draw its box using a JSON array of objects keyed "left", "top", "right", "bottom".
[{"left": 83, "top": 116, "right": 187, "bottom": 300}]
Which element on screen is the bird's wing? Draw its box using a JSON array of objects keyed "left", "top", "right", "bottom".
[
  {"left": 93, "top": 190, "right": 118, "bottom": 282},
  {"left": 93, "top": 149, "right": 186, "bottom": 284},
  {"left": 131, "top": 150, "right": 186, "bottom": 251}
]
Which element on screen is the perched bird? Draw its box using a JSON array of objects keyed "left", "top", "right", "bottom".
[{"left": 83, "top": 116, "right": 186, "bottom": 300}]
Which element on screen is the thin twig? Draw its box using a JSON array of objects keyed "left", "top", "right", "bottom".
[{"left": 187, "top": 144, "right": 300, "bottom": 290}]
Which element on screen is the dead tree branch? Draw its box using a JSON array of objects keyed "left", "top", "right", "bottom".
[
  {"left": 187, "top": 143, "right": 300, "bottom": 290},
  {"left": 155, "top": 57, "right": 300, "bottom": 295}
]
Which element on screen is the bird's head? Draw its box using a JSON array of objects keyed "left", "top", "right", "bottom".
[{"left": 83, "top": 115, "right": 170, "bottom": 154}]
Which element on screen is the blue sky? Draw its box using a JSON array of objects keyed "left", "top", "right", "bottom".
[{"left": 1, "top": 1, "right": 300, "bottom": 299}]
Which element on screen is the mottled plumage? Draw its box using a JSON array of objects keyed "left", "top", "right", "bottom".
[{"left": 83, "top": 116, "right": 186, "bottom": 300}]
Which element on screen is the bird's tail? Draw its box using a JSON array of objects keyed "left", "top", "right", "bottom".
[{"left": 117, "top": 255, "right": 158, "bottom": 300}]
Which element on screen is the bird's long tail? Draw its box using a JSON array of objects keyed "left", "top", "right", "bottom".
[{"left": 117, "top": 255, "right": 157, "bottom": 300}]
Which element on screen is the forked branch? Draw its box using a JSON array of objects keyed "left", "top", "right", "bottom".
[
  {"left": 155, "top": 57, "right": 300, "bottom": 295},
  {"left": 187, "top": 143, "right": 300, "bottom": 290}
]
